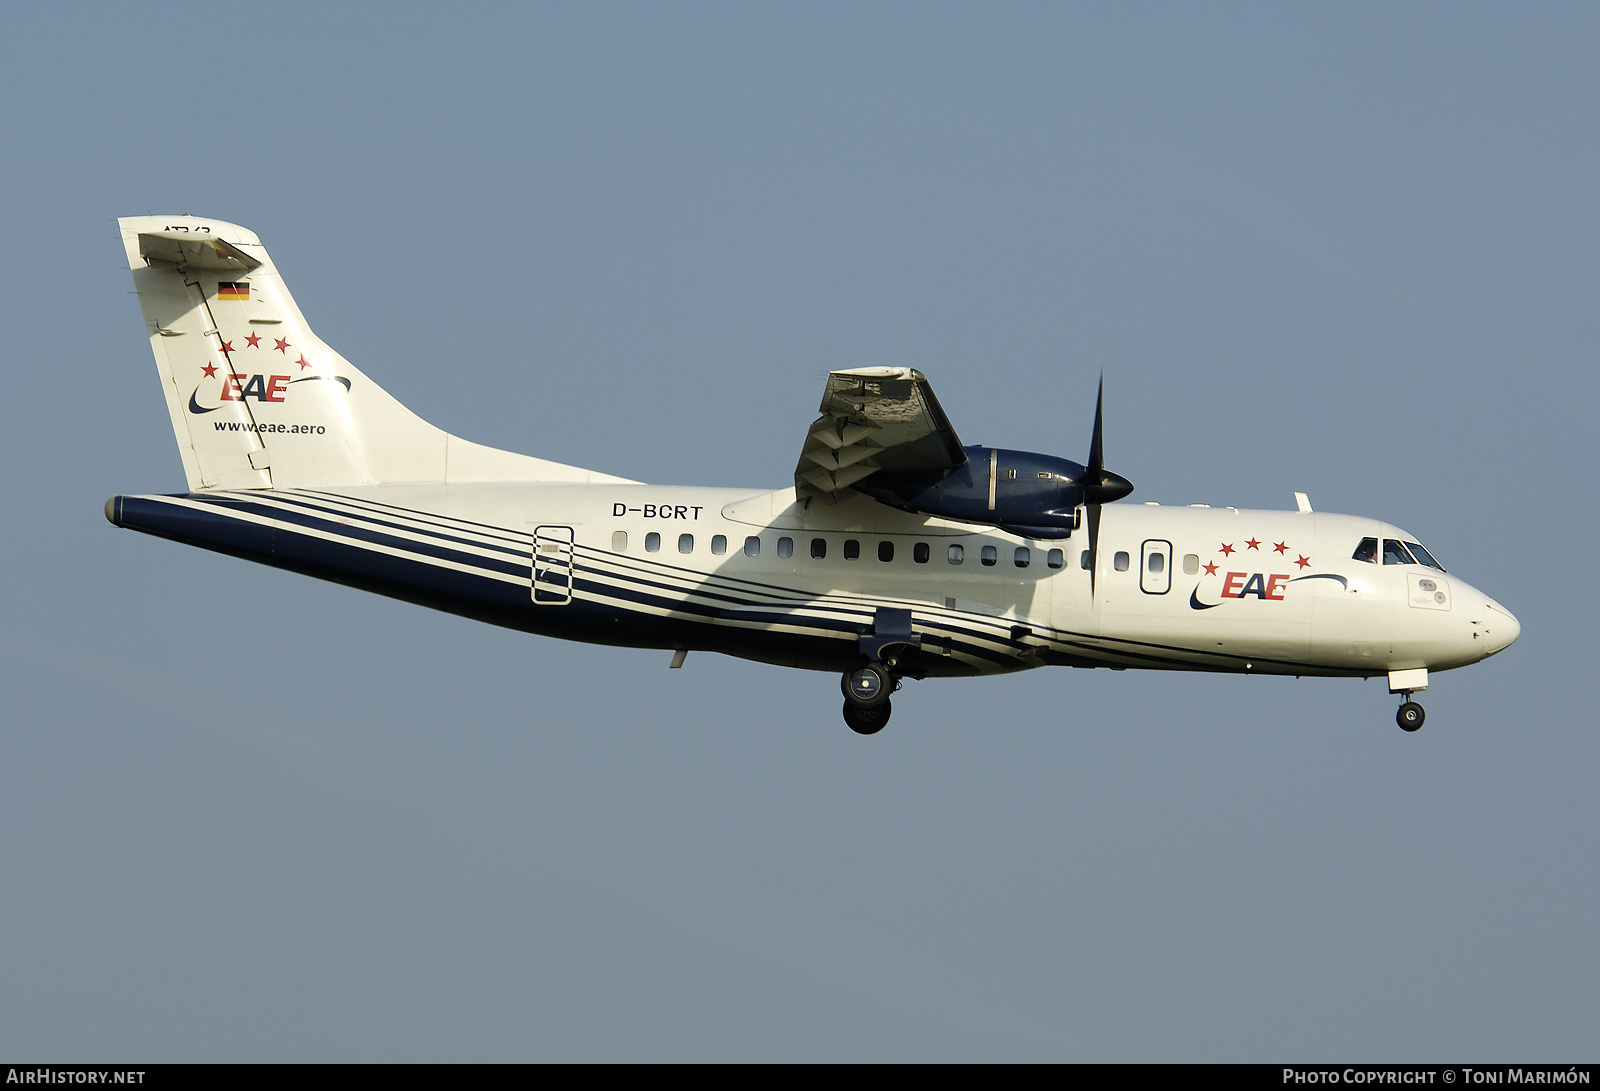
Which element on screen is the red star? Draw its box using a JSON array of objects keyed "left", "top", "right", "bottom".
[
  {"left": 218, "top": 339, "right": 234, "bottom": 355},
  {"left": 1219, "top": 543, "right": 1235, "bottom": 556},
  {"left": 245, "top": 332, "right": 262, "bottom": 348},
  {"left": 295, "top": 354, "right": 310, "bottom": 370},
  {"left": 274, "top": 337, "right": 291, "bottom": 353},
  {"left": 1273, "top": 541, "right": 1288, "bottom": 554},
  {"left": 201, "top": 362, "right": 218, "bottom": 378},
  {"left": 1245, "top": 538, "right": 1261, "bottom": 550},
  {"left": 1295, "top": 555, "right": 1311, "bottom": 570},
  {"left": 1203, "top": 561, "right": 1218, "bottom": 575}
]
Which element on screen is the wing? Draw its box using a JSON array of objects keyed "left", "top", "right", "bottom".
[{"left": 794, "top": 367, "right": 967, "bottom": 502}]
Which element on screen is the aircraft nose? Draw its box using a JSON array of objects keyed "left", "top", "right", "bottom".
[{"left": 1483, "top": 600, "right": 1521, "bottom": 655}]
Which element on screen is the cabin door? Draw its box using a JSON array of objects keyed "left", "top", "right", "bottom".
[
  {"left": 1140, "top": 539, "right": 1173, "bottom": 595},
  {"left": 532, "top": 526, "right": 575, "bottom": 605}
]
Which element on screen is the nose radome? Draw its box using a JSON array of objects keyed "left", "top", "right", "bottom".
[{"left": 1485, "top": 601, "right": 1521, "bottom": 654}]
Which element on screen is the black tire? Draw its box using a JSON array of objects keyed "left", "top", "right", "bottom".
[
  {"left": 1397, "top": 702, "right": 1425, "bottom": 732},
  {"left": 841, "top": 661, "right": 892, "bottom": 708},
  {"left": 843, "top": 699, "right": 892, "bottom": 735}
]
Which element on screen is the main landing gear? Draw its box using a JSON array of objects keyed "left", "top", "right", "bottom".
[
  {"left": 1396, "top": 696, "right": 1426, "bottom": 732},
  {"left": 843, "top": 700, "right": 892, "bottom": 735},
  {"left": 841, "top": 661, "right": 898, "bottom": 735}
]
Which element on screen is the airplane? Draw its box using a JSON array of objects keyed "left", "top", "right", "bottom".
[{"left": 106, "top": 215, "right": 1520, "bottom": 735}]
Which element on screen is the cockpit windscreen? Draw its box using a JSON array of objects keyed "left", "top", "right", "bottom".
[
  {"left": 1352, "top": 536, "right": 1446, "bottom": 570},
  {"left": 1404, "top": 541, "right": 1445, "bottom": 571},
  {"left": 1381, "top": 539, "right": 1415, "bottom": 565}
]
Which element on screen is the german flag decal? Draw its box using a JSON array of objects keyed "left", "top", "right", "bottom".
[{"left": 217, "top": 282, "right": 250, "bottom": 302}]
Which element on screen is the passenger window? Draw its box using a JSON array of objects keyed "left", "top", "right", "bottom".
[
  {"left": 1182, "top": 554, "right": 1199, "bottom": 575},
  {"left": 711, "top": 534, "right": 727, "bottom": 556},
  {"left": 678, "top": 533, "right": 694, "bottom": 554},
  {"left": 878, "top": 541, "right": 894, "bottom": 562},
  {"left": 811, "top": 538, "right": 827, "bottom": 559},
  {"left": 611, "top": 530, "right": 628, "bottom": 552},
  {"left": 1114, "top": 551, "right": 1130, "bottom": 571},
  {"left": 1080, "top": 551, "right": 1091, "bottom": 570},
  {"left": 914, "top": 542, "right": 930, "bottom": 563},
  {"left": 1046, "top": 548, "right": 1064, "bottom": 570},
  {"left": 1382, "top": 539, "right": 1415, "bottom": 565},
  {"left": 1014, "top": 547, "right": 1030, "bottom": 568},
  {"left": 843, "top": 539, "right": 860, "bottom": 560},
  {"left": 645, "top": 532, "right": 661, "bottom": 553},
  {"left": 1352, "top": 537, "right": 1378, "bottom": 564},
  {"left": 744, "top": 536, "right": 761, "bottom": 557},
  {"left": 777, "top": 537, "right": 794, "bottom": 558},
  {"left": 980, "top": 545, "right": 998, "bottom": 567},
  {"left": 948, "top": 544, "right": 964, "bottom": 565},
  {"left": 1148, "top": 552, "right": 1164, "bottom": 574}
]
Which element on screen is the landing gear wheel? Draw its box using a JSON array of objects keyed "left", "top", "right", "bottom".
[
  {"left": 1397, "top": 701, "right": 1425, "bottom": 732},
  {"left": 842, "top": 661, "right": 892, "bottom": 708},
  {"left": 843, "top": 698, "right": 892, "bottom": 735}
]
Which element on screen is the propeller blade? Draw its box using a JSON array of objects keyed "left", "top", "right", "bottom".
[
  {"left": 1087, "top": 377, "right": 1105, "bottom": 484},
  {"left": 1086, "top": 378, "right": 1104, "bottom": 594},
  {"left": 1083, "top": 376, "right": 1134, "bottom": 506},
  {"left": 1081, "top": 375, "right": 1132, "bottom": 595},
  {"left": 1087, "top": 499, "right": 1101, "bottom": 596}
]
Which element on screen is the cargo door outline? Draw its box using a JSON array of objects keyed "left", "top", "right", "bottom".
[
  {"left": 532, "top": 526, "right": 575, "bottom": 605},
  {"left": 1140, "top": 539, "right": 1172, "bottom": 595}
]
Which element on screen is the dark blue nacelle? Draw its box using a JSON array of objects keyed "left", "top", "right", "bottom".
[{"left": 859, "top": 445, "right": 1121, "bottom": 539}]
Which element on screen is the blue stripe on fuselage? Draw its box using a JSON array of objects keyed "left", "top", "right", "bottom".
[{"left": 108, "top": 493, "right": 943, "bottom": 670}]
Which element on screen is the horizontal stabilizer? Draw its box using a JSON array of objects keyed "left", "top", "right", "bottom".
[{"left": 138, "top": 231, "right": 262, "bottom": 272}]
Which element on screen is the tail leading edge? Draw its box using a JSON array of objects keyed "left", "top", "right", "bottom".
[{"left": 118, "top": 215, "right": 634, "bottom": 491}]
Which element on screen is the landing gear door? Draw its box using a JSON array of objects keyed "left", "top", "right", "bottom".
[
  {"left": 1140, "top": 539, "right": 1172, "bottom": 595},
  {"left": 532, "top": 526, "right": 575, "bottom": 605}
]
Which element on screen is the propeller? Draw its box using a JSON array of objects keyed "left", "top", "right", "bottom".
[{"left": 1082, "top": 376, "right": 1134, "bottom": 594}]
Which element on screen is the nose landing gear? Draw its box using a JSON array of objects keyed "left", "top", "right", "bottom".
[{"left": 1387, "top": 671, "right": 1429, "bottom": 733}]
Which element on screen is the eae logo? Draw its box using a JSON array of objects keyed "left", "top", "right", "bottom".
[
  {"left": 1189, "top": 538, "right": 1325, "bottom": 611},
  {"left": 218, "top": 373, "right": 291, "bottom": 403},
  {"left": 187, "top": 367, "right": 352, "bottom": 415},
  {"left": 1220, "top": 572, "right": 1291, "bottom": 600},
  {"left": 184, "top": 333, "right": 352, "bottom": 415},
  {"left": 1189, "top": 571, "right": 1296, "bottom": 611}
]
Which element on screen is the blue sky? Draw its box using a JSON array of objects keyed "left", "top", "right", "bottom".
[{"left": 0, "top": 3, "right": 1594, "bottom": 1060}]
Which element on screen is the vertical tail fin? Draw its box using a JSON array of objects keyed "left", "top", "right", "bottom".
[{"left": 119, "top": 215, "right": 632, "bottom": 491}]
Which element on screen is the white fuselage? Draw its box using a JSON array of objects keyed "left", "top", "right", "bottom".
[{"left": 225, "top": 480, "right": 1513, "bottom": 681}]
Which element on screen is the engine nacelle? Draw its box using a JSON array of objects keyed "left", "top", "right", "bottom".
[{"left": 858, "top": 445, "right": 1128, "bottom": 539}]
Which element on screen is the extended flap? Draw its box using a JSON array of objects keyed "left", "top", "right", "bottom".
[{"left": 794, "top": 367, "right": 966, "bottom": 502}]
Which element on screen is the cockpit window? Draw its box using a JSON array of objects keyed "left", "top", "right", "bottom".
[
  {"left": 1382, "top": 539, "right": 1416, "bottom": 565},
  {"left": 1404, "top": 541, "right": 1445, "bottom": 571},
  {"left": 1352, "top": 537, "right": 1378, "bottom": 564}
]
